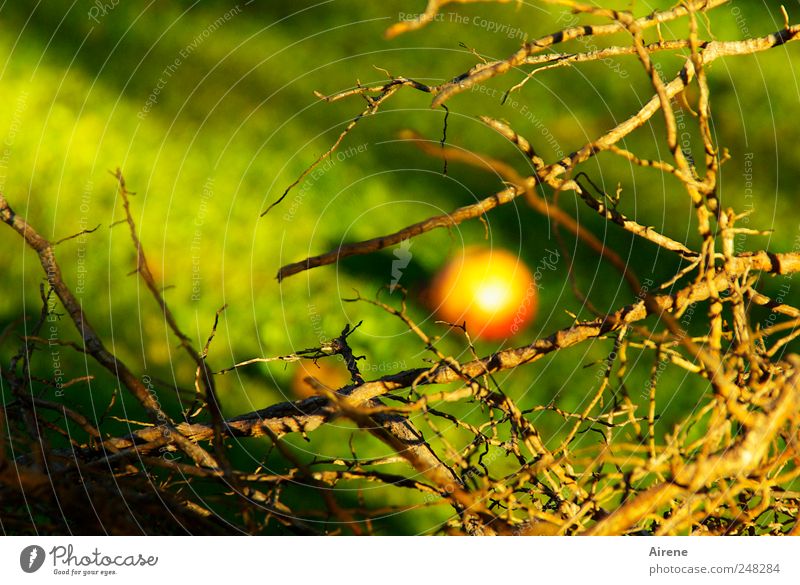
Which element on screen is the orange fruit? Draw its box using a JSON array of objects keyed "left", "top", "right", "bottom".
[
  {"left": 290, "top": 358, "right": 350, "bottom": 399},
  {"left": 430, "top": 247, "right": 536, "bottom": 340}
]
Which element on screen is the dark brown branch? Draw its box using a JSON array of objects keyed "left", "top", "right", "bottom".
[
  {"left": 276, "top": 184, "right": 520, "bottom": 281},
  {"left": 276, "top": 25, "right": 800, "bottom": 283},
  {"left": 104, "top": 250, "right": 800, "bottom": 451},
  {"left": 429, "top": 0, "right": 730, "bottom": 107},
  {"left": 399, "top": 130, "right": 642, "bottom": 293},
  {"left": 587, "top": 355, "right": 800, "bottom": 535},
  {"left": 113, "top": 170, "right": 229, "bottom": 473},
  {"left": 0, "top": 192, "right": 217, "bottom": 469}
]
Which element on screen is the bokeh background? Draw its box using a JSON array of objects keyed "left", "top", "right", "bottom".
[{"left": 1, "top": 1, "right": 798, "bottom": 533}]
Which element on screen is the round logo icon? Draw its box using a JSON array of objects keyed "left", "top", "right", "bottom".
[{"left": 20, "top": 545, "right": 46, "bottom": 573}]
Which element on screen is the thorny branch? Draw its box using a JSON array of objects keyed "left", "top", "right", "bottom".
[{"left": 275, "top": 18, "right": 800, "bottom": 280}]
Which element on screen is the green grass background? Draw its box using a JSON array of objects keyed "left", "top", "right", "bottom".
[{"left": 1, "top": 1, "right": 798, "bottom": 533}]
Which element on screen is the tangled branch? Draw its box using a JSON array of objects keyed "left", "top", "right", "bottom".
[{"left": 3, "top": 1, "right": 800, "bottom": 536}]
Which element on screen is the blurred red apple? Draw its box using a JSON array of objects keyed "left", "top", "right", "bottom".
[
  {"left": 290, "top": 358, "right": 350, "bottom": 399},
  {"left": 429, "top": 247, "right": 536, "bottom": 340}
]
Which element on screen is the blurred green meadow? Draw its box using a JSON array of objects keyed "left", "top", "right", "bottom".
[{"left": 1, "top": 1, "right": 798, "bottom": 533}]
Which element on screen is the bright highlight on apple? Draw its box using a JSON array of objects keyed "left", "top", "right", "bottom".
[{"left": 430, "top": 247, "right": 537, "bottom": 340}]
